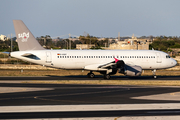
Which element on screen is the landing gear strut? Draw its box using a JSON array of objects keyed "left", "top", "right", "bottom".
[
  {"left": 152, "top": 69, "right": 157, "bottom": 79},
  {"left": 87, "top": 71, "right": 95, "bottom": 78}
]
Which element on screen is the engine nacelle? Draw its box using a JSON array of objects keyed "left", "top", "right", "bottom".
[{"left": 119, "top": 65, "right": 142, "bottom": 77}]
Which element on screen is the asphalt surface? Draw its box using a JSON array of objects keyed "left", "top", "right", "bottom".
[
  {"left": 1, "top": 75, "right": 180, "bottom": 80},
  {"left": 1, "top": 76, "right": 180, "bottom": 119}
]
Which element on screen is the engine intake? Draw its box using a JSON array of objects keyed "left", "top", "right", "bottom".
[{"left": 119, "top": 65, "right": 142, "bottom": 76}]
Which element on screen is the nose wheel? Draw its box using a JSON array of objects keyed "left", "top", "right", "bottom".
[
  {"left": 87, "top": 72, "right": 95, "bottom": 78},
  {"left": 152, "top": 69, "right": 157, "bottom": 79}
]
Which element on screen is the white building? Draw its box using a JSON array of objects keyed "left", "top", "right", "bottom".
[{"left": 0, "top": 34, "right": 8, "bottom": 41}]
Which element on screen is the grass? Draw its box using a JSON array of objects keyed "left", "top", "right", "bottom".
[{"left": 24, "top": 80, "right": 180, "bottom": 86}]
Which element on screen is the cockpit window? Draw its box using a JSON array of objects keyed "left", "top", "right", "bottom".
[{"left": 166, "top": 55, "right": 171, "bottom": 58}]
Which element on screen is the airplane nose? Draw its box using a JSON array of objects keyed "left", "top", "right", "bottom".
[
  {"left": 174, "top": 60, "right": 177, "bottom": 66},
  {"left": 171, "top": 59, "right": 177, "bottom": 67}
]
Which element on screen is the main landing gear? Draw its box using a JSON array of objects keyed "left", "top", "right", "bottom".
[
  {"left": 87, "top": 71, "right": 95, "bottom": 78},
  {"left": 87, "top": 71, "right": 111, "bottom": 79},
  {"left": 103, "top": 74, "right": 111, "bottom": 79}
]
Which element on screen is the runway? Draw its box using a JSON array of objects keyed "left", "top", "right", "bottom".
[
  {"left": 1, "top": 76, "right": 180, "bottom": 119},
  {"left": 1, "top": 75, "right": 180, "bottom": 80}
]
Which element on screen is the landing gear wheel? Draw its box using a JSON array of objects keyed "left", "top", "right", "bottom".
[
  {"left": 153, "top": 75, "right": 157, "bottom": 79},
  {"left": 87, "top": 73, "right": 95, "bottom": 78},
  {"left": 103, "top": 74, "right": 111, "bottom": 79},
  {"left": 152, "top": 69, "right": 157, "bottom": 79}
]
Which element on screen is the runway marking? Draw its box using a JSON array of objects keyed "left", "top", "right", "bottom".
[
  {"left": 170, "top": 92, "right": 180, "bottom": 96},
  {"left": 1, "top": 103, "right": 180, "bottom": 113},
  {"left": 34, "top": 89, "right": 129, "bottom": 104},
  {"left": 0, "top": 87, "right": 128, "bottom": 102},
  {"left": 0, "top": 87, "right": 54, "bottom": 94},
  {"left": 130, "top": 88, "right": 180, "bottom": 101}
]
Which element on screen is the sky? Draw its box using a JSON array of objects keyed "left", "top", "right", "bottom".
[{"left": 0, "top": 0, "right": 180, "bottom": 38}]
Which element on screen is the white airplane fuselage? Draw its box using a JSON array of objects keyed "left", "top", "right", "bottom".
[
  {"left": 11, "top": 49, "right": 177, "bottom": 70},
  {"left": 11, "top": 20, "right": 177, "bottom": 79}
]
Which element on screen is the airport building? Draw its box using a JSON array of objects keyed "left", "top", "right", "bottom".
[
  {"left": 76, "top": 44, "right": 95, "bottom": 49},
  {"left": 0, "top": 34, "right": 8, "bottom": 41},
  {"left": 108, "top": 35, "right": 150, "bottom": 50}
]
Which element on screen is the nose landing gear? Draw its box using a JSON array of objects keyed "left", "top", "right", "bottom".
[
  {"left": 152, "top": 69, "right": 157, "bottom": 78},
  {"left": 87, "top": 71, "right": 95, "bottom": 78}
]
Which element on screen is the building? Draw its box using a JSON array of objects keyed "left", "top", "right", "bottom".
[
  {"left": 0, "top": 34, "right": 8, "bottom": 41},
  {"left": 76, "top": 44, "right": 95, "bottom": 49},
  {"left": 108, "top": 35, "right": 150, "bottom": 50}
]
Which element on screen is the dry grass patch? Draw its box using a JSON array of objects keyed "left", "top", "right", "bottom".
[
  {"left": 24, "top": 80, "right": 180, "bottom": 86},
  {"left": 0, "top": 69, "right": 180, "bottom": 76}
]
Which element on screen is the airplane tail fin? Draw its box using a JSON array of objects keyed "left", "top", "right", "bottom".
[{"left": 13, "top": 20, "right": 45, "bottom": 51}]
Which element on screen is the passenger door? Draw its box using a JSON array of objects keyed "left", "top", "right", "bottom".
[
  {"left": 46, "top": 52, "right": 51, "bottom": 63},
  {"left": 155, "top": 52, "right": 162, "bottom": 63}
]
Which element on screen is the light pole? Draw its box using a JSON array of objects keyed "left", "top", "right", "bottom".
[{"left": 65, "top": 40, "right": 68, "bottom": 49}]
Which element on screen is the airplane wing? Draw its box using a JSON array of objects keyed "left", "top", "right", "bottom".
[{"left": 84, "top": 58, "right": 125, "bottom": 71}]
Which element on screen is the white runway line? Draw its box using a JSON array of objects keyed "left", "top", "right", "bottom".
[
  {"left": 1, "top": 103, "right": 180, "bottom": 113},
  {"left": 0, "top": 87, "right": 54, "bottom": 93}
]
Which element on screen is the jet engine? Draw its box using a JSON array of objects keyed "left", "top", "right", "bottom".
[{"left": 119, "top": 65, "right": 142, "bottom": 77}]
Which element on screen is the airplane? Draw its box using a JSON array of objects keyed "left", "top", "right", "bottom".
[{"left": 10, "top": 20, "right": 177, "bottom": 79}]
